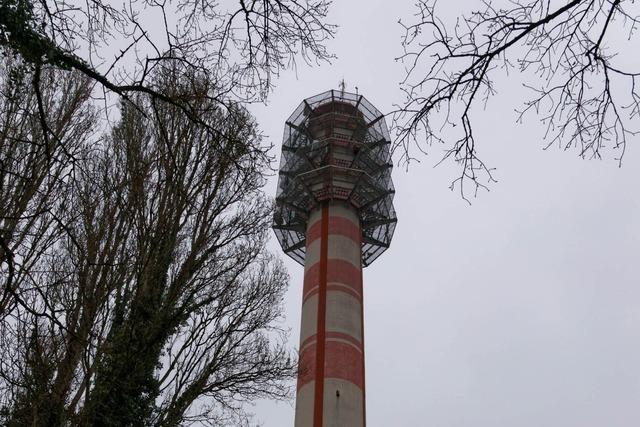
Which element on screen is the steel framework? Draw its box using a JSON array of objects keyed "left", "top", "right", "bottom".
[{"left": 273, "top": 89, "right": 397, "bottom": 266}]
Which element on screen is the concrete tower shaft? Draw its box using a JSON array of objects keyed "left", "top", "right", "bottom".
[
  {"left": 296, "top": 202, "right": 364, "bottom": 426},
  {"left": 273, "top": 90, "right": 396, "bottom": 427}
]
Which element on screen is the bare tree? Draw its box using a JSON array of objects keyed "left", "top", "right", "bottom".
[
  {"left": 1, "top": 0, "right": 334, "bottom": 315},
  {"left": 1, "top": 1, "right": 333, "bottom": 422},
  {"left": 394, "top": 0, "right": 640, "bottom": 200},
  {"left": 0, "top": 0, "right": 334, "bottom": 128},
  {"left": 0, "top": 65, "right": 294, "bottom": 426},
  {"left": 0, "top": 57, "right": 97, "bottom": 317}
]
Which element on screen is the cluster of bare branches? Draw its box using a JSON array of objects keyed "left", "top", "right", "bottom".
[
  {"left": 0, "top": 57, "right": 96, "bottom": 319},
  {"left": 394, "top": 0, "right": 640, "bottom": 200},
  {"left": 0, "top": 0, "right": 335, "bottom": 136},
  {"left": 0, "top": 62, "right": 294, "bottom": 425}
]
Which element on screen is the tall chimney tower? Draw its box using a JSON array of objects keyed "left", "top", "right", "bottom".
[{"left": 273, "top": 90, "right": 396, "bottom": 426}]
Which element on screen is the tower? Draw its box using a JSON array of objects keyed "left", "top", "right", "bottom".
[{"left": 273, "top": 90, "right": 396, "bottom": 426}]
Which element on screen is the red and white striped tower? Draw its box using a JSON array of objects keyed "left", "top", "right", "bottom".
[{"left": 274, "top": 90, "right": 396, "bottom": 427}]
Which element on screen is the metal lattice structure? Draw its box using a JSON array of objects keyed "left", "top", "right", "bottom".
[{"left": 273, "top": 89, "right": 397, "bottom": 266}]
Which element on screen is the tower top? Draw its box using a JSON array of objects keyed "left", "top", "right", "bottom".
[{"left": 273, "top": 89, "right": 397, "bottom": 266}]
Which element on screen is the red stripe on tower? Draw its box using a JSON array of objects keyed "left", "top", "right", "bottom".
[{"left": 295, "top": 202, "right": 365, "bottom": 426}]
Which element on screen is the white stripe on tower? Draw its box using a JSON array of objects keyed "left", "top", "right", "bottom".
[{"left": 295, "top": 201, "right": 364, "bottom": 427}]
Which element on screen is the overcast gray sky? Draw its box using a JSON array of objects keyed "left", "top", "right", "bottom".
[{"left": 248, "top": 0, "right": 640, "bottom": 426}]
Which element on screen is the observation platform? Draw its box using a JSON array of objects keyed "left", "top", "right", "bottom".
[{"left": 273, "top": 89, "right": 397, "bottom": 266}]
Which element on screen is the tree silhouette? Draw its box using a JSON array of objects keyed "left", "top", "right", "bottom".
[{"left": 0, "top": 65, "right": 295, "bottom": 425}]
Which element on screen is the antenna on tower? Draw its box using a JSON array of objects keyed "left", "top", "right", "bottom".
[{"left": 339, "top": 78, "right": 346, "bottom": 95}]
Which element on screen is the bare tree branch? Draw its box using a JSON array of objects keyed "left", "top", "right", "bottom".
[{"left": 394, "top": 0, "right": 640, "bottom": 200}]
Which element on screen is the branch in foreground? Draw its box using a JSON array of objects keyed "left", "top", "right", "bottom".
[{"left": 394, "top": 0, "right": 640, "bottom": 200}]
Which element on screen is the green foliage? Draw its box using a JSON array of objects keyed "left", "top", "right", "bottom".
[{"left": 0, "top": 0, "right": 67, "bottom": 68}]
